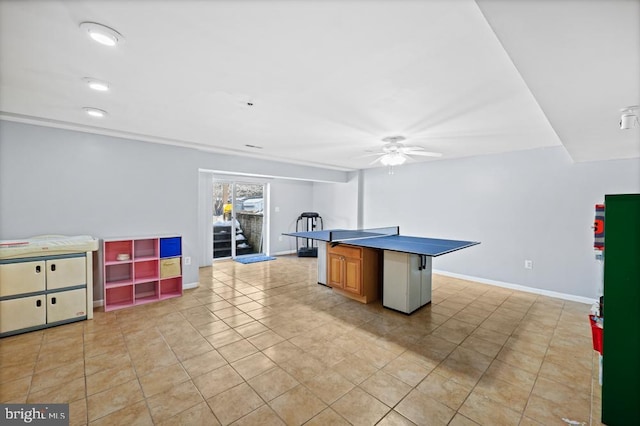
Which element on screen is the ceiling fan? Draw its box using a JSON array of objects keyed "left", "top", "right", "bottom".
[{"left": 367, "top": 136, "right": 442, "bottom": 167}]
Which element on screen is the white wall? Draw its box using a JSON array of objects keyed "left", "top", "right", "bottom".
[
  {"left": 362, "top": 146, "right": 640, "bottom": 300},
  {"left": 312, "top": 171, "right": 360, "bottom": 230},
  {"left": 0, "top": 121, "right": 347, "bottom": 300}
]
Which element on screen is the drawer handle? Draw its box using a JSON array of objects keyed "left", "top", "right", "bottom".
[
  {"left": 51, "top": 264, "right": 56, "bottom": 272},
  {"left": 36, "top": 265, "right": 41, "bottom": 273},
  {"left": 51, "top": 297, "right": 57, "bottom": 305},
  {"left": 36, "top": 299, "right": 42, "bottom": 307}
]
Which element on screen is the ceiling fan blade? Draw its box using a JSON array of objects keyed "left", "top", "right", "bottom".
[
  {"left": 369, "top": 155, "right": 384, "bottom": 165},
  {"left": 405, "top": 151, "right": 443, "bottom": 157}
]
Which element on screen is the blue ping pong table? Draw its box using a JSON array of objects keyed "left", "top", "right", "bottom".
[{"left": 284, "top": 227, "right": 479, "bottom": 314}]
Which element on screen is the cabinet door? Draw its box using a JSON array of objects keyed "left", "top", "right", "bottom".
[
  {"left": 46, "top": 257, "right": 86, "bottom": 290},
  {"left": 327, "top": 254, "right": 344, "bottom": 288},
  {"left": 47, "top": 289, "right": 87, "bottom": 323},
  {"left": 0, "top": 295, "right": 46, "bottom": 333},
  {"left": 0, "top": 261, "right": 46, "bottom": 297},
  {"left": 343, "top": 257, "right": 362, "bottom": 295}
]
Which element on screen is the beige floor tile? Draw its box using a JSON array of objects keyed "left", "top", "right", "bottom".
[
  {"left": 459, "top": 335, "right": 504, "bottom": 358},
  {"left": 89, "top": 400, "right": 152, "bottom": 426},
  {"left": 415, "top": 372, "right": 472, "bottom": 410},
  {"left": 231, "top": 352, "right": 276, "bottom": 380},
  {"left": 246, "top": 330, "right": 285, "bottom": 350},
  {"left": 305, "top": 407, "right": 351, "bottom": 426},
  {"left": 234, "top": 320, "right": 269, "bottom": 337},
  {"left": 448, "top": 413, "right": 480, "bottom": 426},
  {"left": 217, "top": 339, "right": 258, "bottom": 363},
  {"left": 206, "top": 329, "right": 245, "bottom": 348},
  {"left": 181, "top": 349, "right": 228, "bottom": 378},
  {"left": 69, "top": 398, "right": 88, "bottom": 426},
  {"left": 139, "top": 362, "right": 190, "bottom": 397},
  {"left": 0, "top": 376, "right": 31, "bottom": 403},
  {"left": 193, "top": 364, "right": 244, "bottom": 399},
  {"left": 382, "top": 356, "right": 432, "bottom": 387},
  {"left": 247, "top": 366, "right": 300, "bottom": 402},
  {"left": 147, "top": 380, "right": 204, "bottom": 423},
  {"left": 377, "top": 410, "right": 417, "bottom": 425},
  {"left": 280, "top": 352, "right": 328, "bottom": 382},
  {"left": 458, "top": 392, "right": 522, "bottom": 426},
  {"left": 524, "top": 393, "right": 590, "bottom": 425},
  {"left": 86, "top": 363, "right": 138, "bottom": 396},
  {"left": 496, "top": 346, "right": 543, "bottom": 375},
  {"left": 473, "top": 375, "right": 531, "bottom": 413},
  {"left": 207, "top": 382, "right": 264, "bottom": 425},
  {"left": 27, "top": 375, "right": 85, "bottom": 404},
  {"left": 269, "top": 385, "right": 327, "bottom": 425},
  {"left": 360, "top": 370, "right": 412, "bottom": 407},
  {"left": 304, "top": 370, "right": 355, "bottom": 404},
  {"left": 231, "top": 405, "right": 285, "bottom": 426},
  {"left": 395, "top": 388, "right": 455, "bottom": 426},
  {"left": 157, "top": 401, "right": 220, "bottom": 426},
  {"left": 87, "top": 379, "right": 144, "bottom": 421},
  {"left": 331, "top": 355, "right": 379, "bottom": 385},
  {"left": 484, "top": 360, "right": 537, "bottom": 392},
  {"left": 331, "top": 387, "right": 390, "bottom": 426}
]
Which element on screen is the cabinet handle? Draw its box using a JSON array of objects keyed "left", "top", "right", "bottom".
[
  {"left": 36, "top": 265, "right": 41, "bottom": 273},
  {"left": 51, "top": 297, "right": 57, "bottom": 305},
  {"left": 51, "top": 264, "right": 56, "bottom": 272},
  {"left": 36, "top": 299, "right": 42, "bottom": 307}
]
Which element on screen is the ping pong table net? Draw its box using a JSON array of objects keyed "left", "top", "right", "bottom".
[{"left": 328, "top": 226, "right": 400, "bottom": 243}]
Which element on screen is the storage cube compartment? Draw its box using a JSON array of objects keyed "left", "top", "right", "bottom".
[
  {"left": 105, "top": 263, "right": 132, "bottom": 285},
  {"left": 134, "top": 239, "right": 158, "bottom": 260},
  {"left": 104, "top": 240, "right": 133, "bottom": 263},
  {"left": 135, "top": 281, "right": 159, "bottom": 304},
  {"left": 160, "top": 237, "right": 182, "bottom": 258},
  {"left": 134, "top": 259, "right": 159, "bottom": 282},
  {"left": 160, "top": 277, "right": 182, "bottom": 299},
  {"left": 160, "top": 257, "right": 181, "bottom": 278},
  {"left": 105, "top": 285, "right": 133, "bottom": 310}
]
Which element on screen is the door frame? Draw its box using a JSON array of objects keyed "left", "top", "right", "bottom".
[{"left": 198, "top": 170, "right": 270, "bottom": 266}]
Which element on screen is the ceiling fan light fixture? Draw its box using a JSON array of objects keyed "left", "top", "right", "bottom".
[
  {"left": 80, "top": 22, "right": 124, "bottom": 47},
  {"left": 380, "top": 152, "right": 407, "bottom": 166}
]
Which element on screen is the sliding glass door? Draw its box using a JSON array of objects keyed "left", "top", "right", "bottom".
[{"left": 213, "top": 180, "right": 266, "bottom": 259}]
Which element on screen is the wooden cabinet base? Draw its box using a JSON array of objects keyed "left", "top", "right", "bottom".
[{"left": 327, "top": 244, "right": 380, "bottom": 304}]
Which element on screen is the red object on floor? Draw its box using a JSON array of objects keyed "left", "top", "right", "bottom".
[{"left": 590, "top": 315, "right": 603, "bottom": 355}]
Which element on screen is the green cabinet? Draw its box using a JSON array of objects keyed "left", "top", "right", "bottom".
[{"left": 602, "top": 194, "right": 640, "bottom": 425}]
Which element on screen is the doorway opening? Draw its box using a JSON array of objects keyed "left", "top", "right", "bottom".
[{"left": 213, "top": 181, "right": 267, "bottom": 259}]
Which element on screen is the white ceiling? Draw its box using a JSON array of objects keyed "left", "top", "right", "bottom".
[{"left": 1, "top": 0, "right": 638, "bottom": 171}]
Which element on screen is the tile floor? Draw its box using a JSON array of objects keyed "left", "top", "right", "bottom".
[{"left": 0, "top": 256, "right": 603, "bottom": 425}]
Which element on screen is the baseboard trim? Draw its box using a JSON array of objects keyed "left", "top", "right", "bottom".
[
  {"left": 433, "top": 269, "right": 597, "bottom": 305},
  {"left": 273, "top": 249, "right": 297, "bottom": 256}
]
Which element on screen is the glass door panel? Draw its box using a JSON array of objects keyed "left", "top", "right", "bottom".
[
  {"left": 213, "top": 180, "right": 266, "bottom": 259},
  {"left": 234, "top": 182, "right": 265, "bottom": 257},
  {"left": 213, "top": 182, "right": 234, "bottom": 259}
]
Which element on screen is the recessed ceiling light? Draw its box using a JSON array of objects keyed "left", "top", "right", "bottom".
[
  {"left": 83, "top": 107, "right": 108, "bottom": 118},
  {"left": 79, "top": 22, "right": 124, "bottom": 47},
  {"left": 83, "top": 78, "right": 110, "bottom": 92}
]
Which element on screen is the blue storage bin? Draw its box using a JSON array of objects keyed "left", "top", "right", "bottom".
[{"left": 160, "top": 237, "right": 182, "bottom": 258}]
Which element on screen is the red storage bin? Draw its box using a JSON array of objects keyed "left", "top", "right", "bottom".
[{"left": 590, "top": 315, "right": 603, "bottom": 355}]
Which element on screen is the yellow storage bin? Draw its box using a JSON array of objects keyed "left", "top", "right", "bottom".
[{"left": 160, "top": 257, "right": 181, "bottom": 278}]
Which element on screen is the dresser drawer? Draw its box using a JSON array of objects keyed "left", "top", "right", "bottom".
[
  {"left": 0, "top": 261, "right": 46, "bottom": 297},
  {"left": 327, "top": 244, "right": 362, "bottom": 259}
]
